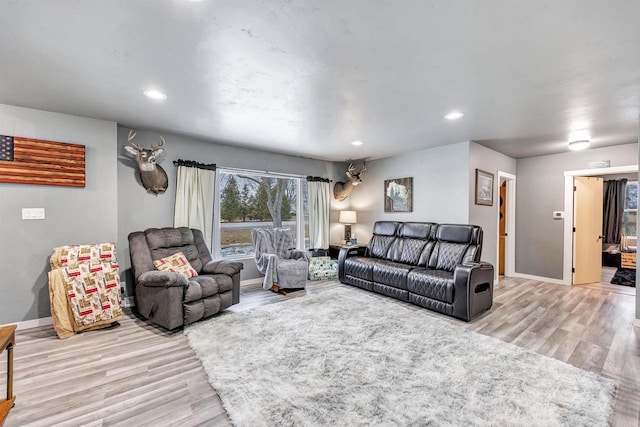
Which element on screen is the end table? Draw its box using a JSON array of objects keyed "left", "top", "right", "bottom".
[{"left": 0, "top": 325, "right": 16, "bottom": 426}]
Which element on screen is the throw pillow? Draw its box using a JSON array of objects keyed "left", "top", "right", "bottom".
[{"left": 153, "top": 252, "right": 198, "bottom": 278}]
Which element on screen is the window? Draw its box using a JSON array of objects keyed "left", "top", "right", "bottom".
[
  {"left": 623, "top": 181, "right": 638, "bottom": 237},
  {"left": 214, "top": 169, "right": 309, "bottom": 259}
]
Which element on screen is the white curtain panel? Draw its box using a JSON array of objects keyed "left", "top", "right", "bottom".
[
  {"left": 308, "top": 180, "right": 331, "bottom": 249},
  {"left": 174, "top": 166, "right": 215, "bottom": 247}
]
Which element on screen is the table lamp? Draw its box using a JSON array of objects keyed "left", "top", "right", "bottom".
[{"left": 339, "top": 210, "right": 357, "bottom": 243}]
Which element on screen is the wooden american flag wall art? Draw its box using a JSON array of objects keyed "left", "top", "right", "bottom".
[{"left": 0, "top": 135, "right": 86, "bottom": 187}]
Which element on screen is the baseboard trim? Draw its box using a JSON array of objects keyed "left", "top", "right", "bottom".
[
  {"left": 1, "top": 316, "right": 53, "bottom": 331},
  {"left": 241, "top": 277, "right": 263, "bottom": 286},
  {"left": 511, "top": 273, "right": 568, "bottom": 286}
]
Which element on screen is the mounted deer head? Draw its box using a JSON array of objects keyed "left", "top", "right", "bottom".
[
  {"left": 333, "top": 162, "right": 366, "bottom": 201},
  {"left": 124, "top": 130, "right": 169, "bottom": 194}
]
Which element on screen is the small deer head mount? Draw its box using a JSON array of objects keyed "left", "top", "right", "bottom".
[
  {"left": 124, "top": 130, "right": 169, "bottom": 194},
  {"left": 333, "top": 162, "right": 366, "bottom": 201}
]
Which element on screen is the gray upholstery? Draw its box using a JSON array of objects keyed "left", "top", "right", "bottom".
[
  {"left": 128, "top": 227, "right": 243, "bottom": 330},
  {"left": 338, "top": 221, "right": 494, "bottom": 321},
  {"left": 252, "top": 228, "right": 310, "bottom": 290}
]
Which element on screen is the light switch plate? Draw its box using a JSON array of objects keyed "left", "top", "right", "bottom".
[{"left": 22, "top": 208, "right": 46, "bottom": 220}]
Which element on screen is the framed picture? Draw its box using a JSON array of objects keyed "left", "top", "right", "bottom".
[
  {"left": 475, "top": 169, "right": 494, "bottom": 206},
  {"left": 384, "top": 177, "right": 413, "bottom": 212}
]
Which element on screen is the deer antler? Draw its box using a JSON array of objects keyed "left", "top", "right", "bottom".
[
  {"left": 347, "top": 163, "right": 356, "bottom": 173},
  {"left": 127, "top": 130, "right": 143, "bottom": 151},
  {"left": 152, "top": 136, "right": 165, "bottom": 150}
]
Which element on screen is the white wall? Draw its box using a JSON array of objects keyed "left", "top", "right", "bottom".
[
  {"left": 348, "top": 142, "right": 471, "bottom": 245},
  {"left": 0, "top": 104, "right": 118, "bottom": 324},
  {"left": 468, "top": 142, "right": 517, "bottom": 270},
  {"left": 516, "top": 143, "right": 638, "bottom": 279}
]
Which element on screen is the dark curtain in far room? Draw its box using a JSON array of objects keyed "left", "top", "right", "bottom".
[{"left": 603, "top": 179, "right": 627, "bottom": 244}]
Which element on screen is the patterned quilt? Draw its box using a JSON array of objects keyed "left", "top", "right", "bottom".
[{"left": 48, "top": 243, "right": 122, "bottom": 339}]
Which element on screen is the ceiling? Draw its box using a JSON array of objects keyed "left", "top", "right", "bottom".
[{"left": 0, "top": 1, "right": 639, "bottom": 161}]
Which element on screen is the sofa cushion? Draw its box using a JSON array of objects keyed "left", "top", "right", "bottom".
[
  {"left": 145, "top": 227, "right": 205, "bottom": 272},
  {"left": 429, "top": 242, "right": 469, "bottom": 272},
  {"left": 189, "top": 275, "right": 219, "bottom": 298},
  {"left": 407, "top": 268, "right": 454, "bottom": 303},
  {"left": 399, "top": 222, "right": 436, "bottom": 239},
  {"left": 370, "top": 235, "right": 396, "bottom": 259},
  {"left": 372, "top": 260, "right": 413, "bottom": 289},
  {"left": 393, "top": 238, "right": 429, "bottom": 265},
  {"left": 153, "top": 252, "right": 198, "bottom": 278},
  {"left": 344, "top": 256, "right": 378, "bottom": 281},
  {"left": 211, "top": 274, "right": 233, "bottom": 293}
]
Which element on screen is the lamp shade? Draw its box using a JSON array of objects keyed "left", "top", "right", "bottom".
[{"left": 339, "top": 210, "right": 357, "bottom": 224}]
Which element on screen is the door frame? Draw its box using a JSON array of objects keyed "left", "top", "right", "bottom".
[
  {"left": 496, "top": 171, "right": 516, "bottom": 280},
  {"left": 562, "top": 164, "right": 638, "bottom": 285}
]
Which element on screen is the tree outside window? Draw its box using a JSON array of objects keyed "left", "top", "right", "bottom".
[{"left": 217, "top": 171, "right": 308, "bottom": 258}]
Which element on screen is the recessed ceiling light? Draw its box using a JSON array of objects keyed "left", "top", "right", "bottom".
[
  {"left": 568, "top": 140, "right": 590, "bottom": 151},
  {"left": 351, "top": 140, "right": 363, "bottom": 146},
  {"left": 143, "top": 89, "right": 167, "bottom": 100},
  {"left": 444, "top": 111, "right": 464, "bottom": 120}
]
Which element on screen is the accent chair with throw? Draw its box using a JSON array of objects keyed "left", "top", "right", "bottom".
[
  {"left": 128, "top": 227, "right": 243, "bottom": 330},
  {"left": 252, "top": 227, "right": 310, "bottom": 293}
]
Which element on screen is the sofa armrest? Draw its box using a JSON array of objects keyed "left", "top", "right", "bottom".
[
  {"left": 452, "top": 262, "right": 494, "bottom": 321},
  {"left": 138, "top": 270, "right": 189, "bottom": 287},
  {"left": 338, "top": 245, "right": 368, "bottom": 282},
  {"left": 202, "top": 260, "right": 244, "bottom": 276}
]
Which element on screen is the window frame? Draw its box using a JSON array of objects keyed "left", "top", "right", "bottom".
[
  {"left": 213, "top": 167, "right": 307, "bottom": 260},
  {"left": 623, "top": 180, "right": 638, "bottom": 238}
]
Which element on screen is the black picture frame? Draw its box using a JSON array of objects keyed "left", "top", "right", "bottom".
[
  {"left": 475, "top": 169, "right": 494, "bottom": 206},
  {"left": 384, "top": 177, "right": 413, "bottom": 212}
]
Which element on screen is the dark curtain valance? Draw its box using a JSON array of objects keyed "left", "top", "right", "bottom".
[
  {"left": 173, "top": 159, "right": 216, "bottom": 171},
  {"left": 307, "top": 176, "right": 331, "bottom": 183},
  {"left": 603, "top": 178, "right": 627, "bottom": 244}
]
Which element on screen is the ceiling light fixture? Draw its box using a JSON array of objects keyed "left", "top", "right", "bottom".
[
  {"left": 143, "top": 89, "right": 167, "bottom": 100},
  {"left": 444, "top": 112, "right": 464, "bottom": 120},
  {"left": 568, "top": 140, "right": 590, "bottom": 151},
  {"left": 351, "top": 140, "right": 363, "bottom": 146}
]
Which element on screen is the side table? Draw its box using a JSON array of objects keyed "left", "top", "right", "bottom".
[
  {"left": 329, "top": 243, "right": 360, "bottom": 260},
  {"left": 0, "top": 325, "right": 16, "bottom": 426}
]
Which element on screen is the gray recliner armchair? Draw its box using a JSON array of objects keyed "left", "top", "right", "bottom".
[
  {"left": 252, "top": 228, "right": 309, "bottom": 293},
  {"left": 128, "top": 227, "right": 243, "bottom": 330}
]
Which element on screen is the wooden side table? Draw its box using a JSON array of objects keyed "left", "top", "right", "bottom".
[
  {"left": 329, "top": 243, "right": 360, "bottom": 259},
  {"left": 0, "top": 325, "right": 16, "bottom": 426}
]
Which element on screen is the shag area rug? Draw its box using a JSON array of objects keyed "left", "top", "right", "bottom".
[
  {"left": 185, "top": 287, "right": 616, "bottom": 426},
  {"left": 611, "top": 268, "right": 636, "bottom": 287}
]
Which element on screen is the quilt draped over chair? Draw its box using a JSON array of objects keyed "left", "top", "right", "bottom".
[
  {"left": 252, "top": 228, "right": 310, "bottom": 290},
  {"left": 48, "top": 243, "right": 123, "bottom": 339}
]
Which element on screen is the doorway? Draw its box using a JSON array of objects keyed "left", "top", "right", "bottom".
[
  {"left": 563, "top": 165, "right": 639, "bottom": 286},
  {"left": 496, "top": 171, "right": 516, "bottom": 279}
]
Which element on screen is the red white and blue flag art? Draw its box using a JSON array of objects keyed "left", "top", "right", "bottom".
[{"left": 0, "top": 135, "right": 85, "bottom": 187}]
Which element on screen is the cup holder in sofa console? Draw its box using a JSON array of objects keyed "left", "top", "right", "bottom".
[{"left": 475, "top": 283, "right": 490, "bottom": 293}]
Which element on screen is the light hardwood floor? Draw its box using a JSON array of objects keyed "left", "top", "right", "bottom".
[{"left": 1, "top": 276, "right": 638, "bottom": 426}]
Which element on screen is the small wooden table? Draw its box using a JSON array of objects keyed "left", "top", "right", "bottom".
[
  {"left": 329, "top": 243, "right": 359, "bottom": 259},
  {"left": 0, "top": 325, "right": 16, "bottom": 426}
]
